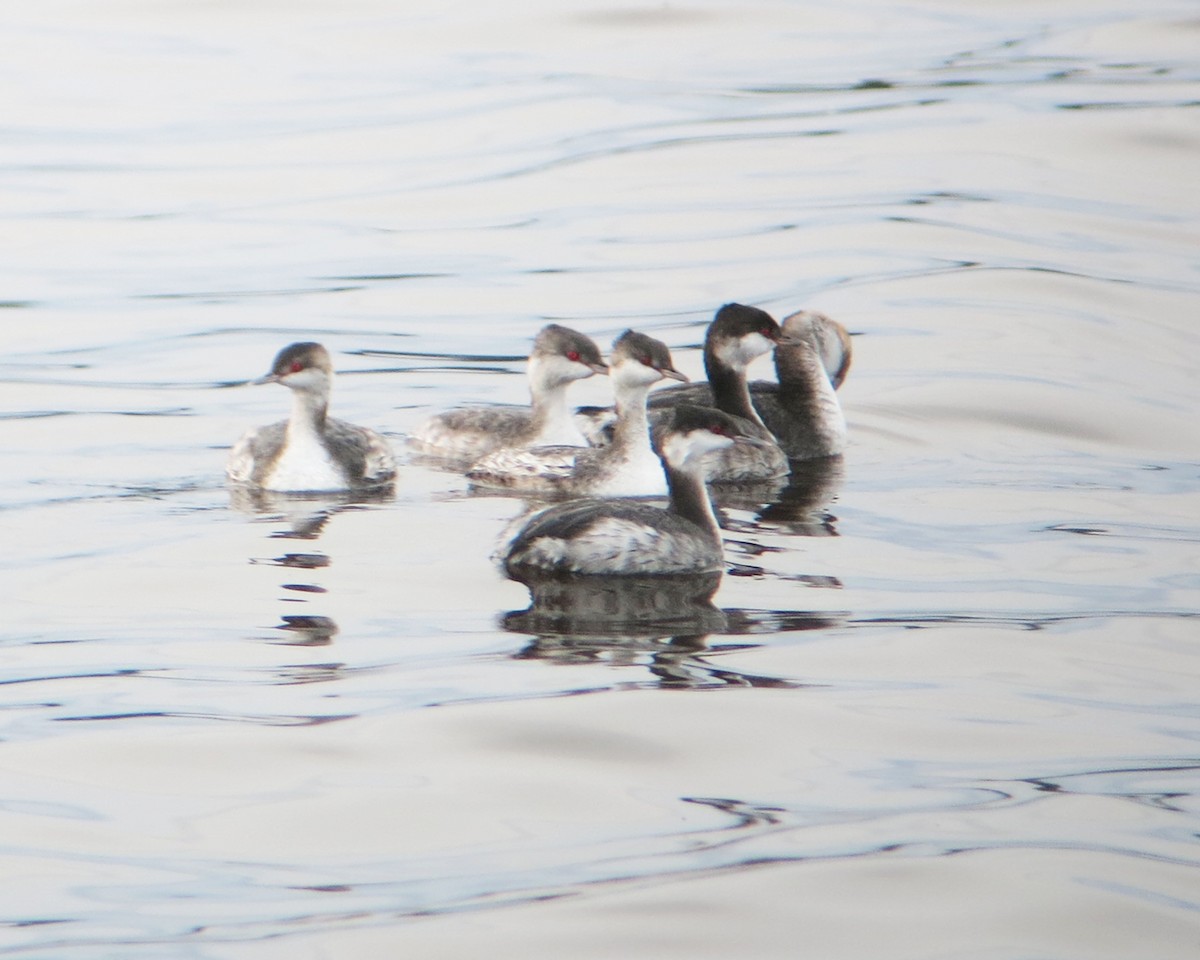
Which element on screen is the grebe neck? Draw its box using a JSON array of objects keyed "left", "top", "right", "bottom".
[
  {"left": 528, "top": 378, "right": 581, "bottom": 444},
  {"left": 704, "top": 351, "right": 763, "bottom": 426},
  {"left": 287, "top": 385, "right": 329, "bottom": 436},
  {"left": 609, "top": 379, "right": 653, "bottom": 451},
  {"left": 775, "top": 341, "right": 836, "bottom": 409},
  {"left": 665, "top": 463, "right": 720, "bottom": 542}
]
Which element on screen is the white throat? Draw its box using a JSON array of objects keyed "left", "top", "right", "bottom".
[
  {"left": 717, "top": 332, "right": 774, "bottom": 371},
  {"left": 264, "top": 389, "right": 346, "bottom": 492},
  {"left": 530, "top": 379, "right": 588, "bottom": 446},
  {"left": 591, "top": 370, "right": 666, "bottom": 496}
]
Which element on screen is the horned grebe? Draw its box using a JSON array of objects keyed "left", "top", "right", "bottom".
[
  {"left": 467, "top": 330, "right": 686, "bottom": 497},
  {"left": 408, "top": 324, "right": 607, "bottom": 462},
  {"left": 226, "top": 342, "right": 396, "bottom": 493},
  {"left": 498, "top": 405, "right": 766, "bottom": 578},
  {"left": 746, "top": 309, "right": 848, "bottom": 459}
]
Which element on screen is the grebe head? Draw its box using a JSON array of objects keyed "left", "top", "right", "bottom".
[
  {"left": 780, "top": 309, "right": 853, "bottom": 388},
  {"left": 706, "top": 303, "right": 786, "bottom": 371},
  {"left": 780, "top": 310, "right": 822, "bottom": 340},
  {"left": 528, "top": 325, "right": 608, "bottom": 391},
  {"left": 610, "top": 329, "right": 689, "bottom": 389},
  {"left": 655, "top": 403, "right": 768, "bottom": 475},
  {"left": 254, "top": 342, "right": 334, "bottom": 393}
]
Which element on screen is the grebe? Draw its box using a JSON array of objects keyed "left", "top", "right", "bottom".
[
  {"left": 788, "top": 307, "right": 853, "bottom": 390},
  {"left": 745, "top": 309, "right": 848, "bottom": 459},
  {"left": 498, "top": 404, "right": 766, "bottom": 578},
  {"left": 408, "top": 324, "right": 607, "bottom": 462},
  {"left": 226, "top": 342, "right": 396, "bottom": 493},
  {"left": 645, "top": 303, "right": 784, "bottom": 415},
  {"left": 647, "top": 304, "right": 850, "bottom": 461},
  {"left": 467, "top": 330, "right": 686, "bottom": 497},
  {"left": 631, "top": 303, "right": 789, "bottom": 481}
]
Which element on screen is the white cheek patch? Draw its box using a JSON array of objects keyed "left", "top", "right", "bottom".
[
  {"left": 717, "top": 332, "right": 774, "bottom": 369},
  {"left": 536, "top": 354, "right": 595, "bottom": 385},
  {"left": 660, "top": 433, "right": 691, "bottom": 468},
  {"left": 280, "top": 368, "right": 326, "bottom": 390},
  {"left": 660, "top": 431, "right": 732, "bottom": 472},
  {"left": 613, "top": 359, "right": 666, "bottom": 389}
]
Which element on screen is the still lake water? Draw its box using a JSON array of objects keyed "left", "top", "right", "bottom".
[{"left": 2, "top": 1, "right": 1199, "bottom": 956}]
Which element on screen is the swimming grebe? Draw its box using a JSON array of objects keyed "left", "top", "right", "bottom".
[
  {"left": 408, "top": 324, "right": 607, "bottom": 462},
  {"left": 647, "top": 304, "right": 850, "bottom": 461},
  {"left": 467, "top": 330, "right": 686, "bottom": 497},
  {"left": 628, "top": 303, "right": 789, "bottom": 482},
  {"left": 786, "top": 307, "right": 853, "bottom": 390},
  {"left": 746, "top": 309, "right": 848, "bottom": 459},
  {"left": 226, "top": 342, "right": 396, "bottom": 493},
  {"left": 498, "top": 404, "right": 766, "bottom": 578},
  {"left": 645, "top": 303, "right": 784, "bottom": 419}
]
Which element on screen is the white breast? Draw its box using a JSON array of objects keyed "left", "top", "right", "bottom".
[
  {"left": 590, "top": 447, "right": 667, "bottom": 497},
  {"left": 263, "top": 426, "right": 347, "bottom": 492}
]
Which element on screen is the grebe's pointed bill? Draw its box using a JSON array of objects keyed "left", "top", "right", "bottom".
[
  {"left": 612, "top": 328, "right": 689, "bottom": 382},
  {"left": 245, "top": 341, "right": 332, "bottom": 388},
  {"left": 533, "top": 324, "right": 610, "bottom": 380}
]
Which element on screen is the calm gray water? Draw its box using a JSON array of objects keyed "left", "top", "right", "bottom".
[{"left": 2, "top": 1, "right": 1199, "bottom": 957}]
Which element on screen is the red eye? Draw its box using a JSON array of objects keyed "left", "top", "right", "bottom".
[
  {"left": 289, "top": 361, "right": 303, "bottom": 373},
  {"left": 567, "top": 350, "right": 580, "bottom": 362},
  {"left": 640, "top": 354, "right": 653, "bottom": 366}
]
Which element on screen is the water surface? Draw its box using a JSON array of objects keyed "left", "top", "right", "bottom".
[{"left": 2, "top": 1, "right": 1199, "bottom": 957}]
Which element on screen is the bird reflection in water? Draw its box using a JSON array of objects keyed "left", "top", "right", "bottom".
[
  {"left": 503, "top": 570, "right": 843, "bottom": 689},
  {"left": 273, "top": 614, "right": 339, "bottom": 647},
  {"left": 230, "top": 487, "right": 391, "bottom": 647},
  {"left": 228, "top": 485, "right": 393, "bottom": 536},
  {"left": 753, "top": 456, "right": 844, "bottom": 535},
  {"left": 499, "top": 442, "right": 849, "bottom": 687},
  {"left": 505, "top": 570, "right": 725, "bottom": 636}
]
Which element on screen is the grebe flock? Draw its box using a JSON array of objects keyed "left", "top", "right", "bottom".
[{"left": 227, "top": 303, "right": 851, "bottom": 577}]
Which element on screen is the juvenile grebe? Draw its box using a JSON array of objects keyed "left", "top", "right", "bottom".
[
  {"left": 226, "top": 342, "right": 396, "bottom": 493},
  {"left": 408, "top": 324, "right": 607, "bottom": 461},
  {"left": 498, "top": 405, "right": 766, "bottom": 577},
  {"left": 746, "top": 309, "right": 848, "bottom": 459},
  {"left": 467, "top": 330, "right": 686, "bottom": 497}
]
